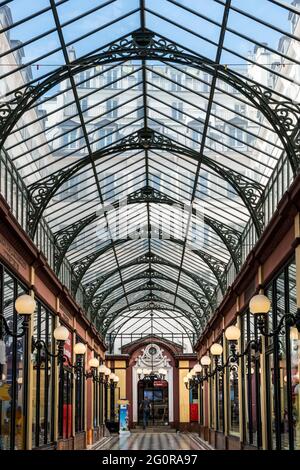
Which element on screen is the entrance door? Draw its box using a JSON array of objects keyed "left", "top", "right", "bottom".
[{"left": 138, "top": 380, "right": 168, "bottom": 426}]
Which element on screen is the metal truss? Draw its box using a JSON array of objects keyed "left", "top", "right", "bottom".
[
  {"left": 106, "top": 309, "right": 197, "bottom": 350},
  {"left": 91, "top": 281, "right": 208, "bottom": 324},
  {"left": 85, "top": 269, "right": 209, "bottom": 312},
  {"left": 53, "top": 185, "right": 242, "bottom": 274},
  {"left": 72, "top": 247, "right": 217, "bottom": 301},
  {"left": 53, "top": 212, "right": 97, "bottom": 274},
  {"left": 98, "top": 292, "right": 204, "bottom": 335},
  {"left": 27, "top": 128, "right": 265, "bottom": 237},
  {"left": 2, "top": 1, "right": 300, "bottom": 343},
  {"left": 1, "top": 29, "right": 299, "bottom": 174},
  {"left": 81, "top": 254, "right": 215, "bottom": 308}
]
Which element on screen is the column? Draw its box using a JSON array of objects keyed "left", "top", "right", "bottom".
[
  {"left": 179, "top": 361, "right": 190, "bottom": 428},
  {"left": 25, "top": 279, "right": 35, "bottom": 450}
]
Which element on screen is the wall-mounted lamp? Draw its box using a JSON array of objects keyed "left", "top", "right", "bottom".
[
  {"left": 85, "top": 356, "right": 100, "bottom": 381},
  {"left": 32, "top": 324, "right": 69, "bottom": 365},
  {"left": 249, "top": 293, "right": 300, "bottom": 336},
  {"left": 0, "top": 294, "right": 36, "bottom": 338}
]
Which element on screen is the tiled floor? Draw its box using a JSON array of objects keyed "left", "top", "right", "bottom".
[{"left": 93, "top": 432, "right": 207, "bottom": 450}]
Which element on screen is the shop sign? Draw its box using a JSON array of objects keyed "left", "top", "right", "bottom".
[
  {"left": 0, "top": 233, "right": 29, "bottom": 278},
  {"left": 154, "top": 380, "right": 167, "bottom": 387}
]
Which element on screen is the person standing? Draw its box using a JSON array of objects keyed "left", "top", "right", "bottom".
[{"left": 140, "top": 396, "right": 152, "bottom": 430}]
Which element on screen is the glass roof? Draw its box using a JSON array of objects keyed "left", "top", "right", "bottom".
[{"left": 1, "top": 0, "right": 300, "bottom": 349}]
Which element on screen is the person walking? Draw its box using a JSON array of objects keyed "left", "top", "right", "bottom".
[{"left": 140, "top": 396, "right": 152, "bottom": 430}]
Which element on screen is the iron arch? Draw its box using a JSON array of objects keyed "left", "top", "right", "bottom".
[
  {"left": 1, "top": 30, "right": 299, "bottom": 173},
  {"left": 54, "top": 186, "right": 242, "bottom": 274},
  {"left": 27, "top": 129, "right": 265, "bottom": 237},
  {"left": 81, "top": 255, "right": 216, "bottom": 309}
]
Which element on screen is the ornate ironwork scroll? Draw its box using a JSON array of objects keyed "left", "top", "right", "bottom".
[
  {"left": 204, "top": 217, "right": 242, "bottom": 271},
  {"left": 1, "top": 29, "right": 299, "bottom": 174},
  {"left": 54, "top": 212, "right": 97, "bottom": 274}
]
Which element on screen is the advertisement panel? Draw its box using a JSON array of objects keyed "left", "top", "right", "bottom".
[{"left": 119, "top": 404, "right": 130, "bottom": 435}]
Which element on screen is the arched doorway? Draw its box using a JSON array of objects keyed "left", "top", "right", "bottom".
[{"left": 138, "top": 379, "right": 169, "bottom": 427}]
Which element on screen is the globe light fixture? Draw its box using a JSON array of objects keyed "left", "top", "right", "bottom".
[
  {"left": 74, "top": 342, "right": 86, "bottom": 355},
  {"left": 105, "top": 367, "right": 111, "bottom": 376},
  {"left": 210, "top": 343, "right": 223, "bottom": 356},
  {"left": 99, "top": 364, "right": 107, "bottom": 375},
  {"left": 88, "top": 357, "right": 99, "bottom": 369},
  {"left": 225, "top": 325, "right": 241, "bottom": 341},
  {"left": 32, "top": 323, "right": 69, "bottom": 365},
  {"left": 249, "top": 292, "right": 300, "bottom": 336},
  {"left": 53, "top": 325, "right": 69, "bottom": 341},
  {"left": 194, "top": 363, "right": 202, "bottom": 374},
  {"left": 15, "top": 294, "right": 36, "bottom": 315},
  {"left": 183, "top": 376, "right": 189, "bottom": 383},
  {"left": 1, "top": 294, "right": 36, "bottom": 338},
  {"left": 249, "top": 294, "right": 270, "bottom": 316},
  {"left": 200, "top": 355, "right": 211, "bottom": 366}
]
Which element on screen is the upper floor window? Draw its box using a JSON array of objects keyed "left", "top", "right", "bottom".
[
  {"left": 234, "top": 103, "right": 246, "bottom": 116},
  {"left": 81, "top": 98, "right": 88, "bottom": 114},
  {"left": 171, "top": 73, "right": 183, "bottom": 91},
  {"left": 199, "top": 171, "right": 208, "bottom": 196},
  {"left": 77, "top": 70, "right": 91, "bottom": 88},
  {"left": 60, "top": 176, "right": 80, "bottom": 200},
  {"left": 62, "top": 128, "right": 79, "bottom": 149},
  {"left": 228, "top": 126, "right": 247, "bottom": 149},
  {"left": 106, "top": 68, "right": 118, "bottom": 89},
  {"left": 171, "top": 102, "right": 183, "bottom": 121},
  {"left": 202, "top": 73, "right": 209, "bottom": 93},
  {"left": 106, "top": 99, "right": 118, "bottom": 119},
  {"left": 64, "top": 102, "right": 77, "bottom": 116},
  {"left": 95, "top": 128, "right": 113, "bottom": 149},
  {"left": 191, "top": 126, "right": 203, "bottom": 149}
]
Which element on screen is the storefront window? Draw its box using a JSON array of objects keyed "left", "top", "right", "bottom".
[
  {"left": 58, "top": 327, "right": 73, "bottom": 439},
  {"left": 215, "top": 339, "right": 224, "bottom": 433},
  {"left": 190, "top": 383, "right": 199, "bottom": 423},
  {"left": 32, "top": 303, "right": 55, "bottom": 448},
  {"left": 265, "top": 258, "right": 299, "bottom": 450},
  {"left": 229, "top": 367, "right": 239, "bottom": 435},
  {"left": 290, "top": 326, "right": 300, "bottom": 449},
  {"left": 242, "top": 312, "right": 261, "bottom": 447},
  {"left": 288, "top": 263, "right": 300, "bottom": 449},
  {"left": 199, "top": 380, "right": 204, "bottom": 426},
  {"left": 93, "top": 354, "right": 99, "bottom": 428},
  {"left": 0, "top": 263, "right": 28, "bottom": 450},
  {"left": 75, "top": 336, "right": 85, "bottom": 433},
  {"left": 227, "top": 323, "right": 239, "bottom": 436}
]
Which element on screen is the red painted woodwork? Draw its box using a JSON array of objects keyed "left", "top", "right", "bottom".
[
  {"left": 63, "top": 404, "right": 72, "bottom": 439},
  {"left": 190, "top": 403, "right": 198, "bottom": 422}
]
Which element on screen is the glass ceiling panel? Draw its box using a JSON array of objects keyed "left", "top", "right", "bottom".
[{"left": 1, "top": 0, "right": 298, "bottom": 339}]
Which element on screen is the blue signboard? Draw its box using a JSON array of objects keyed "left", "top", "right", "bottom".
[{"left": 119, "top": 404, "right": 130, "bottom": 434}]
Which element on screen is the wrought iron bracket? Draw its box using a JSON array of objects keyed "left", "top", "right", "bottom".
[
  {"left": 204, "top": 217, "right": 242, "bottom": 271},
  {"left": 54, "top": 212, "right": 97, "bottom": 274}
]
